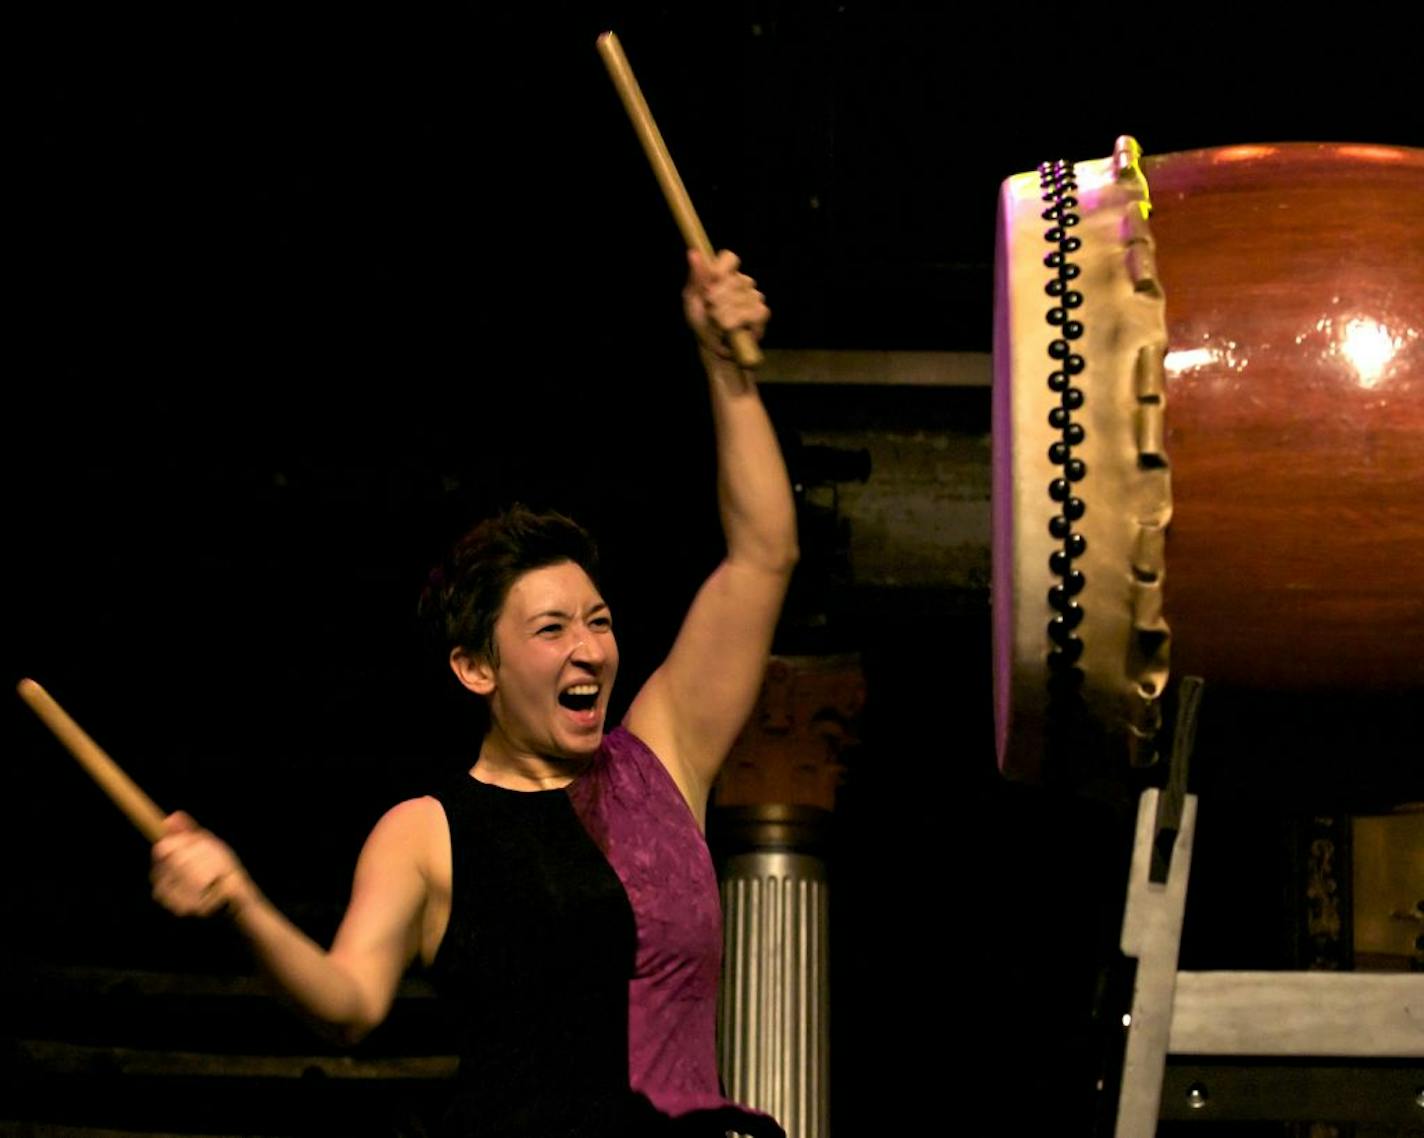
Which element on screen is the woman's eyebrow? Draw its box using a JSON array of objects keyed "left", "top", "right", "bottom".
[{"left": 525, "top": 608, "right": 574, "bottom": 624}]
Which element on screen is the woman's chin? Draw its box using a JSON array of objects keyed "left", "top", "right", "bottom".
[{"left": 557, "top": 705, "right": 606, "bottom": 747}]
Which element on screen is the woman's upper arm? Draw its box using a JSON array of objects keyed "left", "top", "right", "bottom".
[
  {"left": 326, "top": 796, "right": 442, "bottom": 1030},
  {"left": 625, "top": 557, "right": 789, "bottom": 809}
]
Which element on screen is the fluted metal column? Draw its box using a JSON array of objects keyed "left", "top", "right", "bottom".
[
  {"left": 718, "top": 806, "right": 831, "bottom": 1138},
  {"left": 713, "top": 655, "right": 860, "bottom": 1138}
]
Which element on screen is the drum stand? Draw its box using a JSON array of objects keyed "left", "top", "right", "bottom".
[{"left": 1109, "top": 678, "right": 1424, "bottom": 1136}]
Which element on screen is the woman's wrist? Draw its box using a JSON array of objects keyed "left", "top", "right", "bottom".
[{"left": 700, "top": 346, "right": 755, "bottom": 393}]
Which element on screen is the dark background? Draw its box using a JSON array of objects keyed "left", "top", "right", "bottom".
[{"left": 7, "top": 5, "right": 1421, "bottom": 1135}]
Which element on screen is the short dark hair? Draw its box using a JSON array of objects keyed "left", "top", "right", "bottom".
[{"left": 419, "top": 504, "right": 601, "bottom": 666}]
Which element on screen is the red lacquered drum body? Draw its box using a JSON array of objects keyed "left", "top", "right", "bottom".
[{"left": 993, "top": 138, "right": 1424, "bottom": 780}]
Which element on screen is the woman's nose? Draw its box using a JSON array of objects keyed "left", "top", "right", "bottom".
[{"left": 573, "top": 631, "right": 606, "bottom": 663}]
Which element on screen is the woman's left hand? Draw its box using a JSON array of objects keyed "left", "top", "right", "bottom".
[{"left": 683, "top": 249, "right": 769, "bottom": 362}]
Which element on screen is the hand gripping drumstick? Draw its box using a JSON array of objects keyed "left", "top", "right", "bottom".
[
  {"left": 596, "top": 31, "right": 764, "bottom": 370},
  {"left": 17, "top": 678, "right": 167, "bottom": 843}
]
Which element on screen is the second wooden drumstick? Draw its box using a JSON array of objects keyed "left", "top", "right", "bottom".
[
  {"left": 17, "top": 677, "right": 167, "bottom": 843},
  {"left": 596, "top": 30, "right": 764, "bottom": 370}
]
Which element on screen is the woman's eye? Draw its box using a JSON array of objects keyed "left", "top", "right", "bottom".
[
  {"left": 538, "top": 624, "right": 563, "bottom": 636},
  {"left": 590, "top": 616, "right": 612, "bottom": 630}
]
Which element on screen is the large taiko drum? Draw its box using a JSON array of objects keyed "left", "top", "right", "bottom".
[{"left": 993, "top": 137, "right": 1424, "bottom": 780}]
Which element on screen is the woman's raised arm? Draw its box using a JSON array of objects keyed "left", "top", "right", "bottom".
[{"left": 625, "top": 250, "right": 798, "bottom": 824}]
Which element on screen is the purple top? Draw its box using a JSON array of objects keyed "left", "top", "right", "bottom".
[{"left": 566, "top": 727, "right": 784, "bottom": 1138}]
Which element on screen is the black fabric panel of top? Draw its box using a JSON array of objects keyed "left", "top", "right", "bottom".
[{"left": 431, "top": 775, "right": 639, "bottom": 1137}]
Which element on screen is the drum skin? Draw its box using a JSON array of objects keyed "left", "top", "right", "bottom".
[
  {"left": 993, "top": 140, "right": 1424, "bottom": 780},
  {"left": 1148, "top": 144, "right": 1424, "bottom": 691}
]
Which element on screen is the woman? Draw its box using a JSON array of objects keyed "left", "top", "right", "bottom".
[{"left": 151, "top": 249, "right": 797, "bottom": 1137}]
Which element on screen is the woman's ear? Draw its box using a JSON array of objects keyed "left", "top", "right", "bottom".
[{"left": 450, "top": 647, "right": 496, "bottom": 696}]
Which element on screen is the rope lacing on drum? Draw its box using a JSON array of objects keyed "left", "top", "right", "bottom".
[{"left": 1038, "top": 158, "right": 1087, "bottom": 691}]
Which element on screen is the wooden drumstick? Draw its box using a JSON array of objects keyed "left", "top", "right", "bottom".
[
  {"left": 17, "top": 678, "right": 166, "bottom": 843},
  {"left": 596, "top": 30, "right": 764, "bottom": 370}
]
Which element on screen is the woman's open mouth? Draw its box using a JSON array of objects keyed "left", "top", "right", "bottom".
[{"left": 558, "top": 683, "right": 600, "bottom": 714}]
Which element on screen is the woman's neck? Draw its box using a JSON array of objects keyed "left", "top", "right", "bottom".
[{"left": 470, "top": 727, "right": 591, "bottom": 790}]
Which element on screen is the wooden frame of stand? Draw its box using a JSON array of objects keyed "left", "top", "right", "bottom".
[{"left": 1110, "top": 680, "right": 1424, "bottom": 1135}]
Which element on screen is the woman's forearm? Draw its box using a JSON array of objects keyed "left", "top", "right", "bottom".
[
  {"left": 224, "top": 877, "right": 376, "bottom": 1042},
  {"left": 704, "top": 349, "right": 799, "bottom": 575}
]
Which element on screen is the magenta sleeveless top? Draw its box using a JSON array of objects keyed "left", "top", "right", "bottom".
[{"left": 567, "top": 727, "right": 784, "bottom": 1138}]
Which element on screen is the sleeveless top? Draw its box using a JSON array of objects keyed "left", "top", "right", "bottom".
[{"left": 432, "top": 727, "right": 783, "bottom": 1138}]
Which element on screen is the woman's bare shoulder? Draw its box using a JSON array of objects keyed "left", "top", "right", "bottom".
[
  {"left": 359, "top": 796, "right": 451, "bottom": 878},
  {"left": 379, "top": 794, "right": 447, "bottom": 825}
]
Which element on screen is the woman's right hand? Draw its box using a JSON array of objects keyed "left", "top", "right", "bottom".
[{"left": 151, "top": 811, "right": 254, "bottom": 918}]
